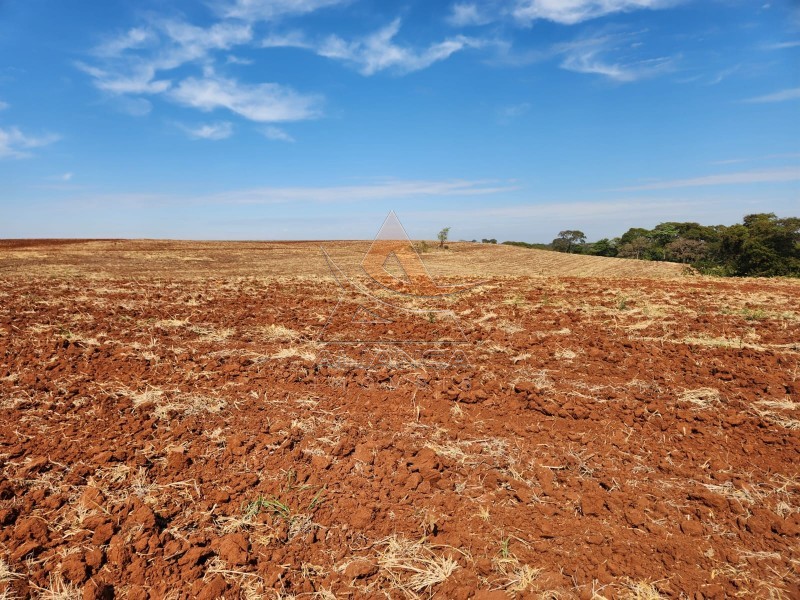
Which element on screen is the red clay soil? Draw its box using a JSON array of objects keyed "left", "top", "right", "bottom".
[{"left": 0, "top": 266, "right": 798, "bottom": 598}]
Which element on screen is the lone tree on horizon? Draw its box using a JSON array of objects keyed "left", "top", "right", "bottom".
[
  {"left": 553, "top": 230, "right": 586, "bottom": 253},
  {"left": 438, "top": 227, "right": 451, "bottom": 248}
]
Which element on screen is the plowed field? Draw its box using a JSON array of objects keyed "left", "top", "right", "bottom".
[{"left": 0, "top": 241, "right": 797, "bottom": 599}]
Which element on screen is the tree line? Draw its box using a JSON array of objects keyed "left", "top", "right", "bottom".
[{"left": 501, "top": 213, "right": 800, "bottom": 277}]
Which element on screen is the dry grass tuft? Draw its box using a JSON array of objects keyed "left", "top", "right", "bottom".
[
  {"left": 155, "top": 317, "right": 191, "bottom": 329},
  {"left": 31, "top": 574, "right": 81, "bottom": 600},
  {"left": 618, "top": 578, "right": 666, "bottom": 599},
  {"left": 554, "top": 348, "right": 577, "bottom": 360},
  {"left": 677, "top": 387, "right": 721, "bottom": 410},
  {"left": 191, "top": 325, "right": 235, "bottom": 342},
  {"left": 372, "top": 535, "right": 460, "bottom": 597},
  {"left": 0, "top": 558, "right": 22, "bottom": 599},
  {"left": 128, "top": 387, "right": 227, "bottom": 419},
  {"left": 753, "top": 399, "right": 800, "bottom": 430},
  {"left": 492, "top": 539, "right": 541, "bottom": 593},
  {"left": 0, "top": 558, "right": 21, "bottom": 585},
  {"left": 702, "top": 481, "right": 762, "bottom": 505},
  {"left": 130, "top": 387, "right": 165, "bottom": 406},
  {"left": 260, "top": 324, "right": 301, "bottom": 341},
  {"left": 271, "top": 346, "right": 317, "bottom": 361}
]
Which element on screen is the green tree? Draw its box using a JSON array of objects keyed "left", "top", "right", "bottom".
[
  {"left": 619, "top": 227, "right": 651, "bottom": 246},
  {"left": 666, "top": 238, "right": 708, "bottom": 263},
  {"left": 553, "top": 230, "right": 586, "bottom": 253},
  {"left": 647, "top": 223, "right": 681, "bottom": 260},
  {"left": 617, "top": 236, "right": 651, "bottom": 260},
  {"left": 588, "top": 238, "right": 618, "bottom": 257},
  {"left": 437, "top": 227, "right": 451, "bottom": 249},
  {"left": 651, "top": 223, "right": 681, "bottom": 246},
  {"left": 719, "top": 213, "right": 800, "bottom": 276}
]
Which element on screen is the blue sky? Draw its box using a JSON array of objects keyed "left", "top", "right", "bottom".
[{"left": 0, "top": 0, "right": 798, "bottom": 241}]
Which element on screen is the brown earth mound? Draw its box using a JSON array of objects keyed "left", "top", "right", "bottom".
[{"left": 0, "top": 243, "right": 797, "bottom": 599}]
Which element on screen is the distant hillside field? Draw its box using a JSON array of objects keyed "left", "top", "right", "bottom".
[{"left": 0, "top": 240, "right": 691, "bottom": 279}]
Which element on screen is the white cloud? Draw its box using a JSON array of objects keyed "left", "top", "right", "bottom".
[
  {"left": 708, "top": 64, "right": 740, "bottom": 85},
  {"left": 561, "top": 49, "right": 670, "bottom": 81},
  {"left": 447, "top": 3, "right": 495, "bottom": 26},
  {"left": 512, "top": 0, "right": 678, "bottom": 25},
  {"left": 558, "top": 34, "right": 673, "bottom": 82},
  {"left": 488, "top": 29, "right": 674, "bottom": 81},
  {"left": 170, "top": 74, "right": 322, "bottom": 122},
  {"left": 615, "top": 167, "right": 800, "bottom": 191},
  {"left": 157, "top": 20, "right": 252, "bottom": 67},
  {"left": 0, "top": 100, "right": 8, "bottom": 111},
  {"left": 113, "top": 96, "right": 153, "bottom": 116},
  {"left": 712, "top": 153, "right": 800, "bottom": 166},
  {"left": 94, "top": 27, "right": 157, "bottom": 57},
  {"left": 46, "top": 172, "right": 73, "bottom": 182},
  {"left": 744, "top": 87, "right": 800, "bottom": 103},
  {"left": 262, "top": 30, "right": 313, "bottom": 50},
  {"left": 0, "top": 127, "right": 59, "bottom": 159},
  {"left": 764, "top": 40, "right": 800, "bottom": 50},
  {"left": 57, "top": 180, "right": 518, "bottom": 213},
  {"left": 76, "top": 62, "right": 171, "bottom": 94},
  {"left": 226, "top": 54, "right": 254, "bottom": 65},
  {"left": 80, "top": 20, "right": 321, "bottom": 125},
  {"left": 710, "top": 158, "right": 747, "bottom": 166},
  {"left": 262, "top": 125, "right": 295, "bottom": 142},
  {"left": 498, "top": 102, "right": 531, "bottom": 123},
  {"left": 79, "top": 20, "right": 252, "bottom": 97},
  {"left": 216, "top": 0, "right": 348, "bottom": 21},
  {"left": 266, "top": 19, "right": 482, "bottom": 75},
  {"left": 202, "top": 178, "right": 518, "bottom": 204},
  {"left": 179, "top": 121, "right": 235, "bottom": 140},
  {"left": 446, "top": 0, "right": 678, "bottom": 27}
]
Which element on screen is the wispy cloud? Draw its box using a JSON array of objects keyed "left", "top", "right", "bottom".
[
  {"left": 113, "top": 96, "right": 153, "bottom": 117},
  {"left": 178, "top": 121, "right": 235, "bottom": 140},
  {"left": 710, "top": 158, "right": 747, "bottom": 166},
  {"left": 80, "top": 179, "right": 517, "bottom": 207},
  {"left": 447, "top": 3, "right": 496, "bottom": 27},
  {"left": 488, "top": 29, "right": 675, "bottom": 81},
  {"left": 79, "top": 19, "right": 253, "bottom": 95},
  {"left": 708, "top": 64, "right": 740, "bottom": 85},
  {"left": 79, "top": 16, "right": 330, "bottom": 127},
  {"left": 206, "top": 178, "right": 518, "bottom": 204},
  {"left": 447, "top": 0, "right": 680, "bottom": 27},
  {"left": 262, "top": 125, "right": 295, "bottom": 142},
  {"left": 93, "top": 27, "right": 157, "bottom": 57},
  {"left": 215, "top": 0, "right": 349, "bottom": 21},
  {"left": 226, "top": 54, "right": 254, "bottom": 65},
  {"left": 558, "top": 33, "right": 674, "bottom": 82},
  {"left": 0, "top": 100, "right": 8, "bottom": 111},
  {"left": 763, "top": 40, "right": 800, "bottom": 50},
  {"left": 711, "top": 153, "right": 800, "bottom": 166},
  {"left": 47, "top": 172, "right": 74, "bottom": 182},
  {"left": 498, "top": 102, "right": 531, "bottom": 123},
  {"left": 744, "top": 87, "right": 800, "bottom": 103},
  {"left": 170, "top": 74, "right": 322, "bottom": 122},
  {"left": 261, "top": 30, "right": 314, "bottom": 50},
  {"left": 76, "top": 62, "right": 171, "bottom": 94},
  {"left": 0, "top": 127, "right": 59, "bottom": 159},
  {"left": 512, "top": 0, "right": 679, "bottom": 26},
  {"left": 96, "top": 20, "right": 253, "bottom": 64},
  {"left": 264, "top": 18, "right": 483, "bottom": 75},
  {"left": 615, "top": 167, "right": 800, "bottom": 191}
]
